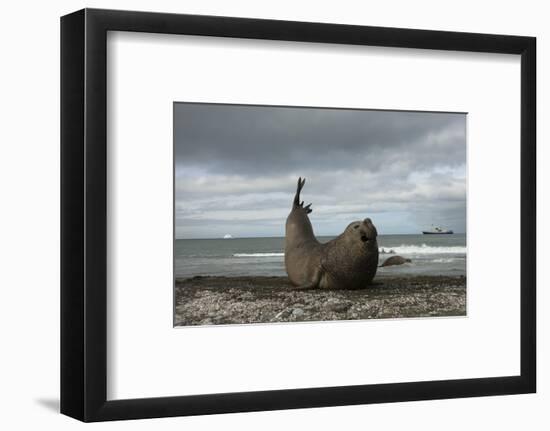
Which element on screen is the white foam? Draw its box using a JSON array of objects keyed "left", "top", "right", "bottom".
[
  {"left": 386, "top": 244, "right": 466, "bottom": 255},
  {"left": 233, "top": 253, "right": 284, "bottom": 257},
  {"left": 432, "top": 257, "right": 464, "bottom": 263}
]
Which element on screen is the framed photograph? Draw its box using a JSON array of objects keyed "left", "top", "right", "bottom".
[
  {"left": 61, "top": 8, "right": 536, "bottom": 422},
  {"left": 173, "top": 103, "right": 468, "bottom": 326}
]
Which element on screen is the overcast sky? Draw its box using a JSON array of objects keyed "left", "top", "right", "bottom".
[{"left": 174, "top": 103, "right": 466, "bottom": 239}]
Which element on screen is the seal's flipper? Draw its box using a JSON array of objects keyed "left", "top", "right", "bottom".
[
  {"left": 293, "top": 177, "right": 306, "bottom": 208},
  {"left": 291, "top": 266, "right": 322, "bottom": 290}
]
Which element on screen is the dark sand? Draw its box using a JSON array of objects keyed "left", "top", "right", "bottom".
[{"left": 174, "top": 275, "right": 466, "bottom": 326}]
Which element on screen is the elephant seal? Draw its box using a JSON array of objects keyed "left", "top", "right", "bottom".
[
  {"left": 379, "top": 255, "right": 411, "bottom": 267},
  {"left": 284, "top": 177, "right": 379, "bottom": 290}
]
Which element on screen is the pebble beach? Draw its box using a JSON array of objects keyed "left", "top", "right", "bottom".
[{"left": 174, "top": 274, "right": 466, "bottom": 326}]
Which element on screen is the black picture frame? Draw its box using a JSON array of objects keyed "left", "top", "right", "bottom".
[{"left": 61, "top": 8, "right": 536, "bottom": 422}]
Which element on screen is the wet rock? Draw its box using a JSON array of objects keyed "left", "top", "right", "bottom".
[
  {"left": 380, "top": 256, "right": 412, "bottom": 267},
  {"left": 274, "top": 309, "right": 291, "bottom": 320},
  {"left": 324, "top": 298, "right": 352, "bottom": 312},
  {"left": 291, "top": 308, "right": 305, "bottom": 318}
]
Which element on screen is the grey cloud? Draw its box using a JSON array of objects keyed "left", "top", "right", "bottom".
[
  {"left": 175, "top": 103, "right": 465, "bottom": 175},
  {"left": 174, "top": 103, "right": 466, "bottom": 238}
]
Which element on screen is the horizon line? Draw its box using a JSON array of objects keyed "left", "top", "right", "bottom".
[{"left": 175, "top": 232, "right": 466, "bottom": 240}]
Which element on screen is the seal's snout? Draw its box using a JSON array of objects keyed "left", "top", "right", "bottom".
[{"left": 361, "top": 218, "right": 378, "bottom": 241}]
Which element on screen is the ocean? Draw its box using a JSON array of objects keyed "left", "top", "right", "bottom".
[{"left": 175, "top": 234, "right": 466, "bottom": 278}]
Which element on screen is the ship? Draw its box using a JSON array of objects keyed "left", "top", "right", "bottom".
[{"left": 422, "top": 225, "right": 453, "bottom": 235}]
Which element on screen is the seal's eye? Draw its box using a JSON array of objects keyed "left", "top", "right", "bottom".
[{"left": 354, "top": 225, "right": 359, "bottom": 229}]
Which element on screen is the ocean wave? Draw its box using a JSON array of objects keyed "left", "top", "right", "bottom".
[
  {"left": 381, "top": 244, "right": 466, "bottom": 255},
  {"left": 232, "top": 244, "right": 465, "bottom": 258},
  {"left": 431, "top": 257, "right": 465, "bottom": 263},
  {"left": 233, "top": 252, "right": 284, "bottom": 258}
]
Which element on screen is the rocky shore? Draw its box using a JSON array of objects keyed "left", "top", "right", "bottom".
[{"left": 174, "top": 275, "right": 466, "bottom": 326}]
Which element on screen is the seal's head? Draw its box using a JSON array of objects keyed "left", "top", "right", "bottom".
[
  {"left": 321, "top": 216, "right": 379, "bottom": 288},
  {"left": 343, "top": 218, "right": 378, "bottom": 253}
]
